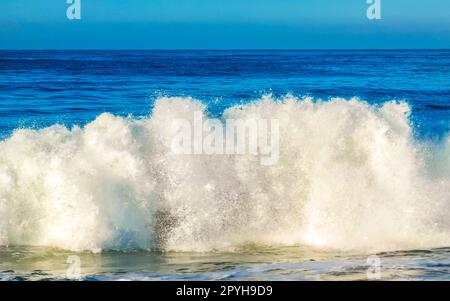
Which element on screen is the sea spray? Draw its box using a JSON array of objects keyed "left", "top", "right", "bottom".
[{"left": 0, "top": 95, "right": 449, "bottom": 253}]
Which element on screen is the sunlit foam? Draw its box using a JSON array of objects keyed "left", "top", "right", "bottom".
[{"left": 0, "top": 95, "right": 449, "bottom": 253}]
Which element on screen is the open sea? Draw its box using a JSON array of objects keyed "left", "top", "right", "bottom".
[{"left": 0, "top": 50, "right": 450, "bottom": 280}]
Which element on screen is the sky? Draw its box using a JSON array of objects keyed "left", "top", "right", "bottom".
[{"left": 0, "top": 0, "right": 449, "bottom": 49}]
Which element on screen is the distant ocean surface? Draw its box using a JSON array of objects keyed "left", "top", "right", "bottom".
[
  {"left": 0, "top": 50, "right": 450, "bottom": 280},
  {"left": 1, "top": 50, "right": 449, "bottom": 139}
]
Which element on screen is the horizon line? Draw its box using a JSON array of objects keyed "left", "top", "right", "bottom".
[{"left": 1, "top": 48, "right": 450, "bottom": 51}]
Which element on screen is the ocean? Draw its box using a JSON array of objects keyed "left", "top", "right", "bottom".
[{"left": 0, "top": 50, "right": 449, "bottom": 280}]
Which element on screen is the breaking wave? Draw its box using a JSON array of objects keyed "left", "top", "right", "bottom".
[{"left": 0, "top": 95, "right": 449, "bottom": 253}]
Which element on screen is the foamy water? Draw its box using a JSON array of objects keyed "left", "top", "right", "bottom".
[
  {"left": 0, "top": 95, "right": 449, "bottom": 253},
  {"left": 2, "top": 245, "right": 449, "bottom": 281}
]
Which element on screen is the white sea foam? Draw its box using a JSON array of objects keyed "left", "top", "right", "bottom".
[{"left": 0, "top": 95, "right": 449, "bottom": 253}]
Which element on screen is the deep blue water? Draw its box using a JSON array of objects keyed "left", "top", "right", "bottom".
[
  {"left": 0, "top": 50, "right": 449, "bottom": 140},
  {"left": 1, "top": 50, "right": 450, "bottom": 281}
]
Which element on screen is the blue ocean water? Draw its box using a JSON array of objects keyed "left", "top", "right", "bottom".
[
  {"left": 0, "top": 50, "right": 449, "bottom": 140},
  {"left": 1, "top": 50, "right": 450, "bottom": 281}
]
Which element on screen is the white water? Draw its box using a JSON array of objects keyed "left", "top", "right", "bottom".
[{"left": 0, "top": 95, "right": 449, "bottom": 253}]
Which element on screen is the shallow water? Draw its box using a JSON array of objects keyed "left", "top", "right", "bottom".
[{"left": 1, "top": 246, "right": 449, "bottom": 281}]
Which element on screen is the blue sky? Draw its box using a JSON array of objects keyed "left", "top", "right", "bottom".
[{"left": 0, "top": 0, "right": 449, "bottom": 49}]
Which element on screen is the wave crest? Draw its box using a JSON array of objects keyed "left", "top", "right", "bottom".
[{"left": 0, "top": 95, "right": 449, "bottom": 253}]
